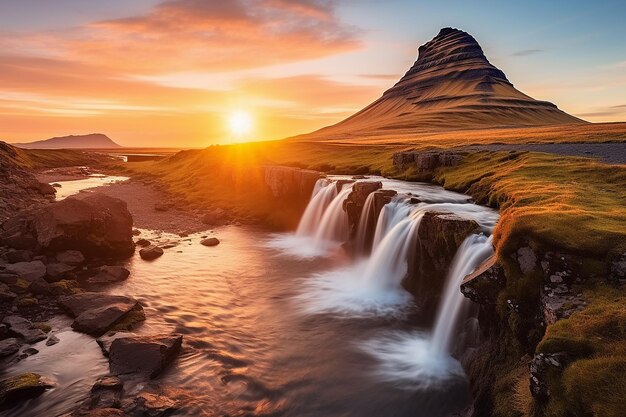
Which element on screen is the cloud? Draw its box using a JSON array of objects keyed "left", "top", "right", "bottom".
[
  {"left": 17, "top": 0, "right": 362, "bottom": 74},
  {"left": 511, "top": 49, "right": 544, "bottom": 57}
]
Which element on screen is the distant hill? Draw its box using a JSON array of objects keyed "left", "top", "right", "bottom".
[
  {"left": 12, "top": 134, "right": 121, "bottom": 149},
  {"left": 296, "top": 27, "right": 585, "bottom": 142}
]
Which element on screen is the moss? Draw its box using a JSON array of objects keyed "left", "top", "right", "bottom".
[
  {"left": 49, "top": 280, "right": 82, "bottom": 295},
  {"left": 109, "top": 305, "right": 146, "bottom": 332},
  {"left": 16, "top": 297, "right": 38, "bottom": 307},
  {"left": 32, "top": 323, "right": 52, "bottom": 333},
  {"left": 0, "top": 373, "right": 50, "bottom": 406}
]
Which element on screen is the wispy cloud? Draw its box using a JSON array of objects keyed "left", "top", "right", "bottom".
[{"left": 511, "top": 49, "right": 544, "bottom": 57}]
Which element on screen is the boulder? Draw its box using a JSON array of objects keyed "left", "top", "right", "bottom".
[
  {"left": 139, "top": 246, "right": 163, "bottom": 261},
  {"left": 59, "top": 293, "right": 145, "bottom": 336},
  {"left": 2, "top": 316, "right": 47, "bottom": 343},
  {"left": 0, "top": 193, "right": 134, "bottom": 258},
  {"left": 392, "top": 150, "right": 463, "bottom": 179},
  {"left": 108, "top": 335, "right": 183, "bottom": 378},
  {"left": 405, "top": 212, "right": 479, "bottom": 308},
  {"left": 122, "top": 390, "right": 178, "bottom": 417},
  {"left": 5, "top": 250, "right": 32, "bottom": 263},
  {"left": 135, "top": 238, "right": 151, "bottom": 247},
  {"left": 97, "top": 332, "right": 135, "bottom": 356},
  {"left": 88, "top": 266, "right": 130, "bottom": 285},
  {"left": 0, "top": 338, "right": 21, "bottom": 357},
  {"left": 85, "top": 375, "right": 124, "bottom": 410},
  {"left": 4, "top": 260, "right": 46, "bottom": 282},
  {"left": 529, "top": 352, "right": 569, "bottom": 398},
  {"left": 262, "top": 166, "right": 321, "bottom": 199},
  {"left": 461, "top": 254, "right": 506, "bottom": 304},
  {"left": 0, "top": 373, "right": 53, "bottom": 408},
  {"left": 0, "top": 283, "right": 17, "bottom": 301},
  {"left": 343, "top": 181, "right": 383, "bottom": 238},
  {"left": 201, "top": 208, "right": 228, "bottom": 226},
  {"left": 56, "top": 250, "right": 85, "bottom": 265},
  {"left": 46, "top": 263, "right": 75, "bottom": 282},
  {"left": 200, "top": 238, "right": 220, "bottom": 247}
]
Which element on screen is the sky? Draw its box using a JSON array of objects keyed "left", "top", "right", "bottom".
[{"left": 1, "top": 0, "right": 625, "bottom": 147}]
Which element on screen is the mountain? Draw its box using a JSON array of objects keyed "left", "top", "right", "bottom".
[
  {"left": 12, "top": 133, "right": 121, "bottom": 149},
  {"left": 299, "top": 27, "right": 585, "bottom": 141}
]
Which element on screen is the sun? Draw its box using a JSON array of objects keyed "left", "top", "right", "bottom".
[{"left": 228, "top": 110, "right": 253, "bottom": 136}]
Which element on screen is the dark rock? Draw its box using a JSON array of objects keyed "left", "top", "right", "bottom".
[
  {"left": 529, "top": 352, "right": 569, "bottom": 398},
  {"left": 201, "top": 208, "right": 228, "bottom": 226},
  {"left": 135, "top": 239, "right": 151, "bottom": 247},
  {"left": 2, "top": 316, "right": 47, "bottom": 343},
  {"left": 461, "top": 254, "right": 505, "bottom": 304},
  {"left": 59, "top": 293, "right": 145, "bottom": 336},
  {"left": 6, "top": 250, "right": 32, "bottom": 263},
  {"left": 609, "top": 251, "right": 626, "bottom": 282},
  {"left": 46, "top": 335, "right": 60, "bottom": 346},
  {"left": 56, "top": 250, "right": 85, "bottom": 265},
  {"left": 263, "top": 166, "right": 321, "bottom": 199},
  {"left": 0, "top": 283, "right": 17, "bottom": 301},
  {"left": 22, "top": 347, "right": 38, "bottom": 356},
  {"left": 0, "top": 273, "right": 18, "bottom": 285},
  {"left": 122, "top": 390, "right": 178, "bottom": 417},
  {"left": 516, "top": 246, "right": 537, "bottom": 274},
  {"left": 200, "top": 238, "right": 220, "bottom": 247},
  {"left": 0, "top": 338, "right": 21, "bottom": 357},
  {"left": 84, "top": 409, "right": 126, "bottom": 417},
  {"left": 1, "top": 193, "right": 134, "bottom": 258},
  {"left": 97, "top": 332, "right": 135, "bottom": 356},
  {"left": 46, "top": 263, "right": 75, "bottom": 282},
  {"left": 83, "top": 375, "right": 124, "bottom": 410},
  {"left": 29, "top": 278, "right": 52, "bottom": 295},
  {"left": 343, "top": 181, "right": 383, "bottom": 239},
  {"left": 88, "top": 266, "right": 130, "bottom": 285},
  {"left": 109, "top": 335, "right": 183, "bottom": 378},
  {"left": 392, "top": 150, "right": 463, "bottom": 179},
  {"left": 4, "top": 260, "right": 46, "bottom": 282},
  {"left": 405, "top": 212, "right": 480, "bottom": 308},
  {"left": 0, "top": 372, "right": 53, "bottom": 408},
  {"left": 139, "top": 246, "right": 164, "bottom": 261}
]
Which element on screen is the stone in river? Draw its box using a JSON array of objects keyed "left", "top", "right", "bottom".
[
  {"left": 56, "top": 250, "right": 85, "bottom": 265},
  {"left": 59, "top": 292, "right": 145, "bottom": 336},
  {"left": 96, "top": 331, "right": 135, "bottom": 356},
  {"left": 2, "top": 316, "right": 47, "bottom": 343},
  {"left": 108, "top": 335, "right": 183, "bottom": 378},
  {"left": 5, "top": 250, "right": 32, "bottom": 264},
  {"left": 135, "top": 238, "right": 151, "bottom": 247},
  {"left": 4, "top": 261, "right": 46, "bottom": 282},
  {"left": 139, "top": 245, "right": 164, "bottom": 260},
  {"left": 88, "top": 266, "right": 131, "bottom": 285},
  {"left": 200, "top": 238, "right": 220, "bottom": 247},
  {"left": 0, "top": 338, "right": 21, "bottom": 357},
  {"left": 0, "top": 373, "right": 53, "bottom": 408},
  {"left": 46, "top": 263, "right": 75, "bottom": 282},
  {"left": 122, "top": 390, "right": 178, "bottom": 417}
]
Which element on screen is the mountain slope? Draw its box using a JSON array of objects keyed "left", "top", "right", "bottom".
[
  {"left": 12, "top": 133, "right": 121, "bottom": 149},
  {"left": 299, "top": 27, "right": 585, "bottom": 141}
]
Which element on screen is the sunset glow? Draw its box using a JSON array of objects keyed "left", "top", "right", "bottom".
[{"left": 228, "top": 111, "right": 253, "bottom": 137}]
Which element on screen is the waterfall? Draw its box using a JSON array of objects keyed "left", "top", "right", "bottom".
[
  {"left": 296, "top": 179, "right": 337, "bottom": 236},
  {"left": 361, "top": 209, "right": 427, "bottom": 290},
  {"left": 430, "top": 234, "right": 493, "bottom": 354},
  {"left": 312, "top": 185, "right": 353, "bottom": 247},
  {"left": 355, "top": 192, "right": 376, "bottom": 254},
  {"left": 372, "top": 197, "right": 412, "bottom": 251}
]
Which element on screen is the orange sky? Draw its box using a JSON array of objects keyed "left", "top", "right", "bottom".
[{"left": 1, "top": 0, "right": 625, "bottom": 147}]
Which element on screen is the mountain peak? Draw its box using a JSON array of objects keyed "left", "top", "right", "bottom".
[
  {"left": 300, "top": 27, "right": 584, "bottom": 140},
  {"left": 12, "top": 133, "right": 121, "bottom": 149}
]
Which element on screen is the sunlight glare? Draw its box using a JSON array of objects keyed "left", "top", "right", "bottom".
[{"left": 228, "top": 110, "right": 253, "bottom": 136}]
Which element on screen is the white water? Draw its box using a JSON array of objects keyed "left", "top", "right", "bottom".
[
  {"left": 355, "top": 192, "right": 376, "bottom": 254},
  {"left": 430, "top": 234, "right": 494, "bottom": 354},
  {"left": 372, "top": 197, "right": 412, "bottom": 250},
  {"left": 312, "top": 185, "right": 352, "bottom": 247},
  {"left": 296, "top": 179, "right": 336, "bottom": 236}
]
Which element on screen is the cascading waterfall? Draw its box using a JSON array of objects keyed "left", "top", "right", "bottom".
[
  {"left": 296, "top": 179, "right": 337, "bottom": 236},
  {"left": 355, "top": 192, "right": 376, "bottom": 254},
  {"left": 312, "top": 185, "right": 353, "bottom": 247},
  {"left": 372, "top": 197, "right": 412, "bottom": 250},
  {"left": 430, "top": 234, "right": 494, "bottom": 354}
]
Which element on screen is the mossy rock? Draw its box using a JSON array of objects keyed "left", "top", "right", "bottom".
[
  {"left": 109, "top": 305, "right": 146, "bottom": 332},
  {"left": 49, "top": 280, "right": 82, "bottom": 295},
  {"left": 0, "top": 373, "right": 53, "bottom": 408},
  {"left": 32, "top": 323, "right": 52, "bottom": 333},
  {"left": 16, "top": 297, "right": 38, "bottom": 308}
]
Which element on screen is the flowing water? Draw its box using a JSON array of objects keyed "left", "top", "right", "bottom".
[
  {"left": 52, "top": 174, "right": 129, "bottom": 200},
  {"left": 3, "top": 175, "right": 499, "bottom": 417}
]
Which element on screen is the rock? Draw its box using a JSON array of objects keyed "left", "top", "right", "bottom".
[
  {"left": 0, "top": 273, "right": 18, "bottom": 285},
  {"left": 51, "top": 183, "right": 62, "bottom": 188},
  {"left": 139, "top": 246, "right": 164, "bottom": 260},
  {"left": 46, "top": 263, "right": 75, "bottom": 282},
  {"left": 201, "top": 208, "right": 228, "bottom": 226},
  {"left": 392, "top": 150, "right": 463, "bottom": 179},
  {"left": 56, "top": 250, "right": 85, "bottom": 265},
  {"left": 109, "top": 335, "right": 183, "bottom": 378},
  {"left": 89, "top": 375, "right": 124, "bottom": 409},
  {"left": 0, "top": 373, "right": 53, "bottom": 408},
  {"left": 88, "top": 266, "right": 130, "bottom": 285},
  {"left": 1, "top": 193, "right": 134, "bottom": 258},
  {"left": 0, "top": 283, "right": 17, "bottom": 301},
  {"left": 49, "top": 279, "right": 81, "bottom": 295},
  {"left": 46, "top": 335, "right": 60, "bottom": 346},
  {"left": 97, "top": 332, "right": 135, "bottom": 356},
  {"left": 29, "top": 278, "right": 52, "bottom": 295},
  {"left": 529, "top": 352, "right": 569, "bottom": 398},
  {"left": 516, "top": 246, "right": 537, "bottom": 274},
  {"left": 461, "top": 254, "right": 505, "bottom": 304},
  {"left": 5, "top": 249, "right": 32, "bottom": 263},
  {"left": 2, "top": 316, "right": 47, "bottom": 343},
  {"left": 122, "top": 391, "right": 178, "bottom": 417},
  {"left": 59, "top": 293, "right": 145, "bottom": 336},
  {"left": 4, "top": 260, "right": 46, "bottom": 282},
  {"left": 154, "top": 202, "right": 171, "bottom": 212},
  {"left": 22, "top": 347, "right": 38, "bottom": 357},
  {"left": 609, "top": 251, "right": 626, "bottom": 281},
  {"left": 84, "top": 409, "right": 126, "bottom": 417},
  {"left": 263, "top": 166, "right": 321, "bottom": 199},
  {"left": 200, "top": 238, "right": 220, "bottom": 247},
  {"left": 135, "top": 238, "right": 151, "bottom": 247},
  {"left": 0, "top": 338, "right": 21, "bottom": 357},
  {"left": 405, "top": 212, "right": 480, "bottom": 307},
  {"left": 343, "top": 181, "right": 383, "bottom": 238}
]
